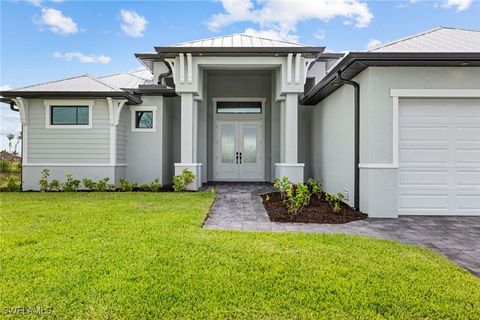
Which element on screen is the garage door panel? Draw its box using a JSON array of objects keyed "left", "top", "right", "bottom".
[
  {"left": 400, "top": 126, "right": 449, "bottom": 141},
  {"left": 399, "top": 148, "right": 449, "bottom": 164},
  {"left": 456, "top": 148, "right": 480, "bottom": 165},
  {"left": 457, "top": 194, "right": 480, "bottom": 211},
  {"left": 398, "top": 98, "right": 480, "bottom": 216},
  {"left": 399, "top": 169, "right": 448, "bottom": 186},
  {"left": 456, "top": 170, "right": 480, "bottom": 186}
]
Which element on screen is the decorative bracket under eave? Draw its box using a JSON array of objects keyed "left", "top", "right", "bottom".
[
  {"left": 12, "top": 97, "right": 28, "bottom": 126},
  {"left": 107, "top": 98, "right": 128, "bottom": 126}
]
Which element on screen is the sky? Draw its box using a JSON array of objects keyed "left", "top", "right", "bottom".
[{"left": 0, "top": 0, "right": 479, "bottom": 151}]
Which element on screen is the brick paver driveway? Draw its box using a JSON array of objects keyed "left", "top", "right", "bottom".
[{"left": 202, "top": 183, "right": 480, "bottom": 276}]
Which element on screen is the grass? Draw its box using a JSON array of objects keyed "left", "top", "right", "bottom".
[{"left": 1, "top": 193, "right": 479, "bottom": 319}]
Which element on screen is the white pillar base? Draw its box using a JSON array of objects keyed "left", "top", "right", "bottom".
[
  {"left": 274, "top": 163, "right": 304, "bottom": 184},
  {"left": 174, "top": 163, "right": 203, "bottom": 190}
]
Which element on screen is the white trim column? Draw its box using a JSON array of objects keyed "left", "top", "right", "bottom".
[
  {"left": 275, "top": 93, "right": 304, "bottom": 183},
  {"left": 175, "top": 92, "right": 202, "bottom": 190}
]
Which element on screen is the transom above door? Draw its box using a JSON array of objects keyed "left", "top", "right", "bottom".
[{"left": 215, "top": 121, "right": 264, "bottom": 180}]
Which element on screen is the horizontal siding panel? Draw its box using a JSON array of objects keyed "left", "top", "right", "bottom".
[{"left": 27, "top": 99, "right": 111, "bottom": 163}]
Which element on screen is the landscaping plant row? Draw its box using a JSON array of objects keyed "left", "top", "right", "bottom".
[{"left": 2, "top": 168, "right": 196, "bottom": 193}]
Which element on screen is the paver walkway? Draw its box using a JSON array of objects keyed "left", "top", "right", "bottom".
[{"left": 202, "top": 182, "right": 480, "bottom": 276}]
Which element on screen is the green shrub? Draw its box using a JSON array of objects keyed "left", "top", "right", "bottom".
[
  {"left": 274, "top": 176, "right": 291, "bottom": 199},
  {"left": 284, "top": 183, "right": 311, "bottom": 215},
  {"left": 63, "top": 174, "right": 81, "bottom": 192},
  {"left": 106, "top": 183, "right": 116, "bottom": 191},
  {"left": 39, "top": 169, "right": 50, "bottom": 192},
  {"left": 147, "top": 178, "right": 163, "bottom": 192},
  {"left": 119, "top": 178, "right": 138, "bottom": 192},
  {"left": 173, "top": 169, "right": 195, "bottom": 192},
  {"left": 307, "top": 178, "right": 322, "bottom": 199},
  {"left": 82, "top": 178, "right": 97, "bottom": 191},
  {"left": 48, "top": 179, "right": 62, "bottom": 192},
  {"left": 96, "top": 177, "right": 110, "bottom": 192},
  {"left": 324, "top": 192, "right": 345, "bottom": 213},
  {"left": 6, "top": 176, "right": 20, "bottom": 192},
  {"left": 0, "top": 159, "right": 11, "bottom": 173}
]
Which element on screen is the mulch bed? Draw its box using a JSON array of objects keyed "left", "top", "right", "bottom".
[{"left": 262, "top": 192, "right": 368, "bottom": 224}]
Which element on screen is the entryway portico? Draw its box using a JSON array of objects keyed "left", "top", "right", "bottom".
[{"left": 151, "top": 34, "right": 324, "bottom": 189}]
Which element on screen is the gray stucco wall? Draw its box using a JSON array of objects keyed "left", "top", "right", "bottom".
[
  {"left": 206, "top": 71, "right": 273, "bottom": 181},
  {"left": 308, "top": 66, "right": 480, "bottom": 217},
  {"left": 125, "top": 96, "right": 164, "bottom": 184}
]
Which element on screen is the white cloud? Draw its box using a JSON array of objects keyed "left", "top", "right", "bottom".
[
  {"left": 120, "top": 9, "right": 148, "bottom": 37},
  {"left": 313, "top": 29, "right": 326, "bottom": 40},
  {"left": 27, "top": 0, "right": 43, "bottom": 6},
  {"left": 38, "top": 8, "right": 78, "bottom": 35},
  {"left": 207, "top": 0, "right": 373, "bottom": 40},
  {"left": 243, "top": 27, "right": 299, "bottom": 42},
  {"left": 442, "top": 0, "right": 472, "bottom": 11},
  {"left": 366, "top": 38, "right": 382, "bottom": 50},
  {"left": 53, "top": 52, "right": 111, "bottom": 64},
  {"left": 0, "top": 85, "right": 12, "bottom": 91}
]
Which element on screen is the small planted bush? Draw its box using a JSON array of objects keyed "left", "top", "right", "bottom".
[
  {"left": 82, "top": 178, "right": 97, "bottom": 191},
  {"left": 96, "top": 177, "right": 110, "bottom": 192},
  {"left": 139, "top": 178, "right": 163, "bottom": 192},
  {"left": 48, "top": 179, "right": 62, "bottom": 192},
  {"left": 173, "top": 169, "right": 195, "bottom": 192},
  {"left": 274, "top": 177, "right": 311, "bottom": 215},
  {"left": 39, "top": 169, "right": 50, "bottom": 192},
  {"left": 63, "top": 174, "right": 81, "bottom": 192},
  {"left": 274, "top": 177, "right": 291, "bottom": 199},
  {"left": 307, "top": 178, "right": 322, "bottom": 199},
  {"left": 284, "top": 183, "right": 311, "bottom": 215},
  {"left": 119, "top": 178, "right": 138, "bottom": 192},
  {"left": 324, "top": 192, "right": 345, "bottom": 213}
]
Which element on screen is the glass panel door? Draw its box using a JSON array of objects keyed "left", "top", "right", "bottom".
[{"left": 239, "top": 122, "right": 263, "bottom": 180}]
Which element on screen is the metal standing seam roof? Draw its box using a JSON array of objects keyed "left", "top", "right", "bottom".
[
  {"left": 168, "top": 33, "right": 309, "bottom": 48},
  {"left": 99, "top": 69, "right": 154, "bottom": 89},
  {"left": 11, "top": 74, "right": 124, "bottom": 92},
  {"left": 368, "top": 27, "right": 480, "bottom": 53}
]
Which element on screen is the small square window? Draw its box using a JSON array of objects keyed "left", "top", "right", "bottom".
[
  {"left": 51, "top": 106, "right": 89, "bottom": 125},
  {"left": 135, "top": 111, "right": 153, "bottom": 129}
]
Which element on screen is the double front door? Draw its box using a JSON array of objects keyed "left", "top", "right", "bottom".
[{"left": 215, "top": 121, "right": 263, "bottom": 180}]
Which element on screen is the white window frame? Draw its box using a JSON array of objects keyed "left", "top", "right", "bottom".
[
  {"left": 131, "top": 106, "right": 158, "bottom": 132},
  {"left": 45, "top": 99, "right": 94, "bottom": 129}
]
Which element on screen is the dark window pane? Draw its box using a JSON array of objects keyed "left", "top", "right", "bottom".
[
  {"left": 51, "top": 106, "right": 89, "bottom": 125},
  {"left": 76, "top": 107, "right": 89, "bottom": 125},
  {"left": 136, "top": 111, "right": 153, "bottom": 128},
  {"left": 217, "top": 101, "right": 262, "bottom": 114}
]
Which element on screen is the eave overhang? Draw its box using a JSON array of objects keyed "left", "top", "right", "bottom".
[
  {"left": 300, "top": 52, "right": 480, "bottom": 105},
  {"left": 137, "top": 85, "right": 177, "bottom": 97},
  {"left": 153, "top": 46, "right": 325, "bottom": 58},
  {"left": 0, "top": 91, "right": 142, "bottom": 105}
]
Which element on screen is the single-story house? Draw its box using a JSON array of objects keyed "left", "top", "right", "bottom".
[{"left": 2, "top": 26, "right": 479, "bottom": 218}]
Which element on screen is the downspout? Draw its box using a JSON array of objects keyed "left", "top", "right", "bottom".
[
  {"left": 157, "top": 61, "right": 172, "bottom": 86},
  {"left": 336, "top": 71, "right": 360, "bottom": 210},
  {"left": 10, "top": 102, "right": 19, "bottom": 112}
]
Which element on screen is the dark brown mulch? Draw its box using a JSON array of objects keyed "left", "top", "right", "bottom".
[{"left": 261, "top": 192, "right": 368, "bottom": 224}]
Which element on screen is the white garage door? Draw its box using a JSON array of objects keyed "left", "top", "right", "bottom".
[{"left": 398, "top": 98, "right": 480, "bottom": 215}]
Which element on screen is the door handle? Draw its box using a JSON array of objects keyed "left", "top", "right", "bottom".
[
  {"left": 239, "top": 152, "right": 242, "bottom": 164},
  {"left": 236, "top": 152, "right": 239, "bottom": 164}
]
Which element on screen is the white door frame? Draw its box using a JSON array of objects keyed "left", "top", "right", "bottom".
[{"left": 212, "top": 97, "right": 266, "bottom": 181}]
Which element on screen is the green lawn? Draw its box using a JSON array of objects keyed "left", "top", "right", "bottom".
[{"left": 1, "top": 193, "right": 479, "bottom": 319}]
